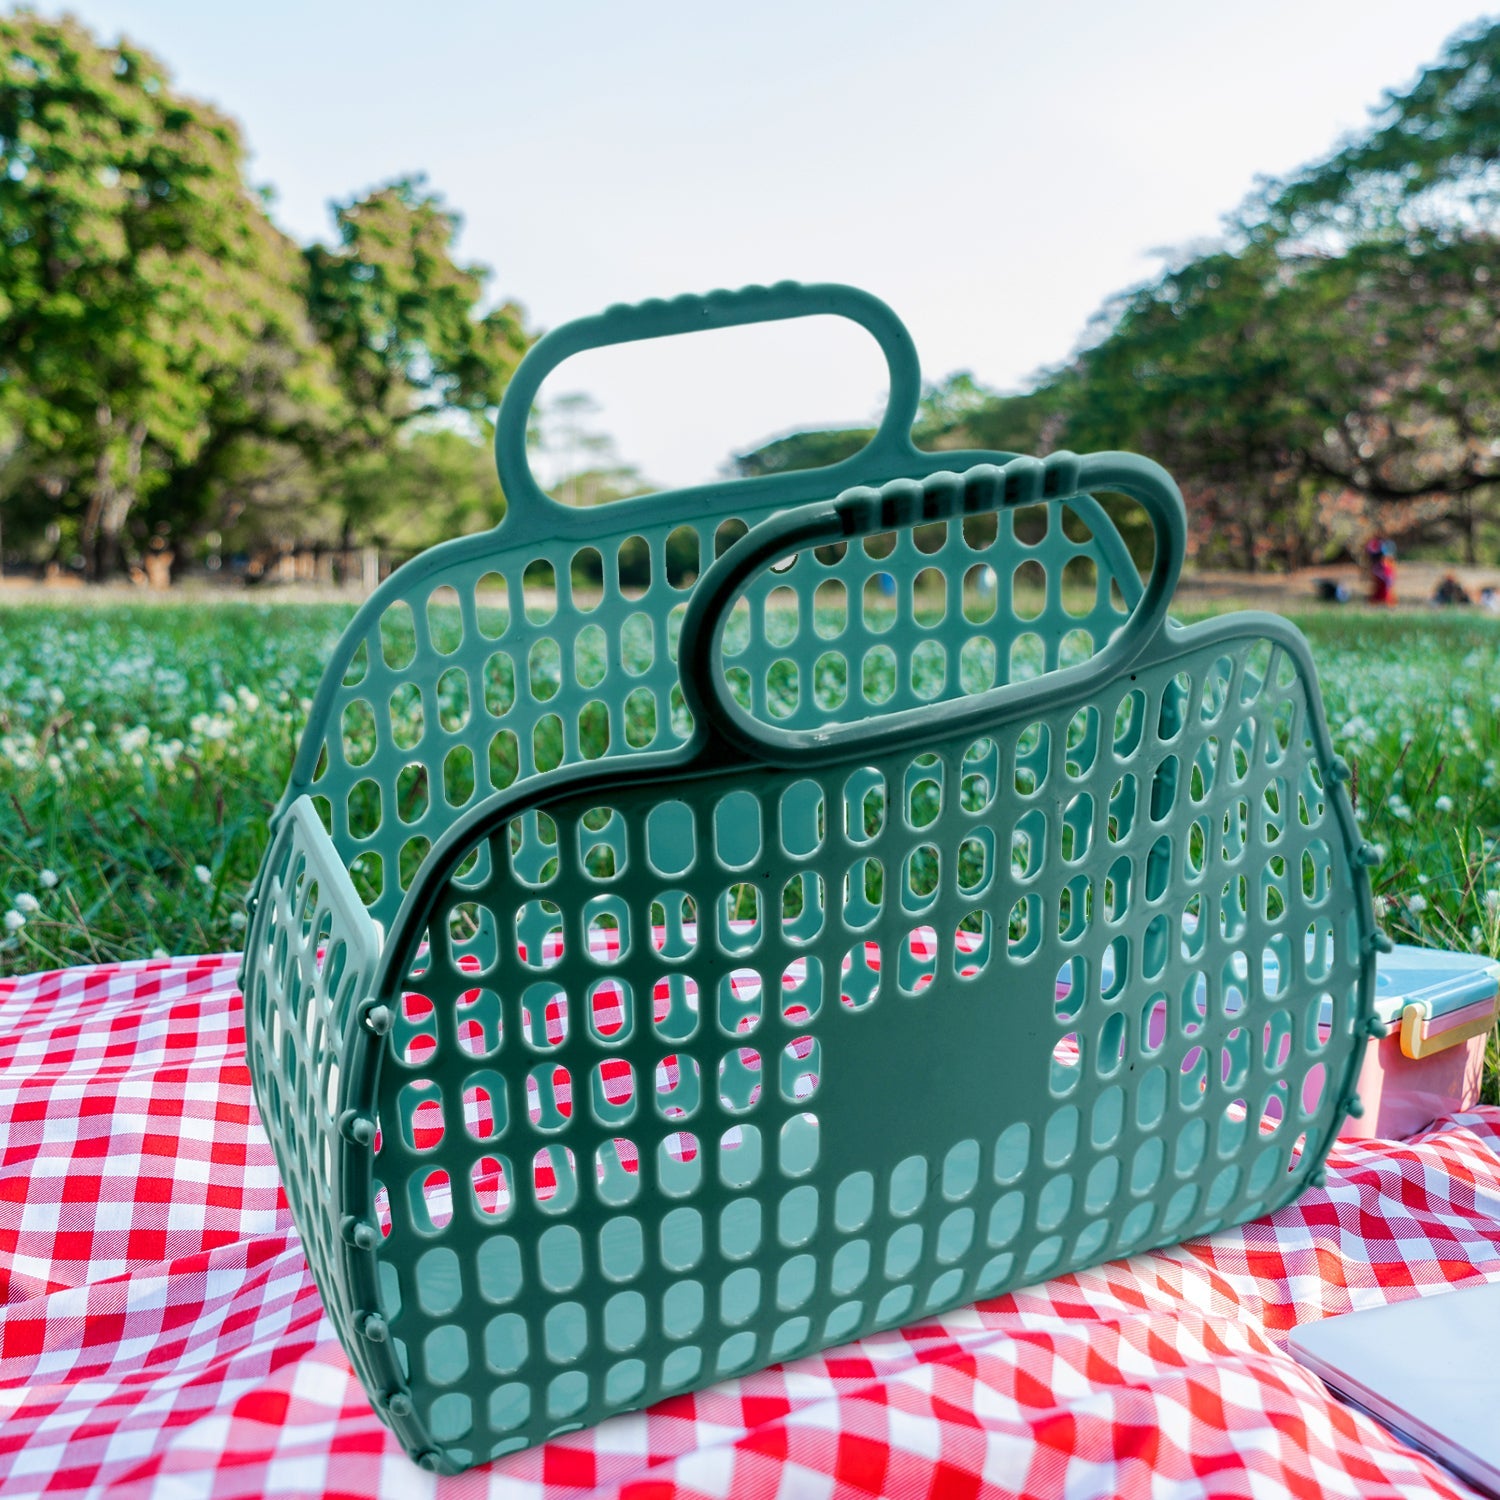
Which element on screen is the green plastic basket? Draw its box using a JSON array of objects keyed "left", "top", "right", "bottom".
[{"left": 242, "top": 284, "right": 1380, "bottom": 1475}]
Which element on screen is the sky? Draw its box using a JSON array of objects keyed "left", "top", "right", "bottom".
[{"left": 55, "top": 1, "right": 1497, "bottom": 492}]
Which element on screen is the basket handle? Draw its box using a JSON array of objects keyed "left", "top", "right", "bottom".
[
  {"left": 493, "top": 281, "right": 922, "bottom": 528},
  {"left": 677, "top": 452, "right": 1188, "bottom": 768}
]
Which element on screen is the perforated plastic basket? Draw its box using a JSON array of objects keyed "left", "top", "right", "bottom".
[{"left": 242, "top": 285, "right": 1381, "bottom": 1476}]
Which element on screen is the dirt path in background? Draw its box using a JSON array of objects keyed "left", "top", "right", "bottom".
[{"left": 1178, "top": 561, "right": 1500, "bottom": 612}]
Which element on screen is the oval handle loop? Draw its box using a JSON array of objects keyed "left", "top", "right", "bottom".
[
  {"left": 678, "top": 452, "right": 1188, "bottom": 768},
  {"left": 493, "top": 281, "right": 922, "bottom": 529}
]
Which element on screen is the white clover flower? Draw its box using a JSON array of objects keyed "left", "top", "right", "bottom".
[
  {"left": 1435, "top": 794, "right": 1455, "bottom": 814},
  {"left": 1408, "top": 894, "right": 1429, "bottom": 915},
  {"left": 1485, "top": 890, "right": 1500, "bottom": 914},
  {"left": 3, "top": 910, "right": 25, "bottom": 933},
  {"left": 193, "top": 864, "right": 213, "bottom": 886},
  {"left": 1372, "top": 895, "right": 1390, "bottom": 919},
  {"left": 150, "top": 947, "right": 169, "bottom": 960},
  {"left": 229, "top": 910, "right": 248, "bottom": 931},
  {"left": 13, "top": 893, "right": 39, "bottom": 914},
  {"left": 39, "top": 870, "right": 58, "bottom": 889}
]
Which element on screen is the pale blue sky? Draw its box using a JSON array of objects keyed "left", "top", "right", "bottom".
[{"left": 57, "top": 2, "right": 1496, "bottom": 489}]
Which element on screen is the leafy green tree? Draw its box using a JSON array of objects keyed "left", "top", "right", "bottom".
[
  {"left": 733, "top": 428, "right": 874, "bottom": 478},
  {"left": 1257, "top": 18, "right": 1500, "bottom": 240},
  {"left": 0, "top": 11, "right": 332, "bottom": 577},
  {"left": 304, "top": 177, "right": 531, "bottom": 546}
]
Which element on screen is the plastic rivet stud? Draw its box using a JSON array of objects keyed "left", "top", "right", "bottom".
[
  {"left": 363, "top": 1004, "right": 393, "bottom": 1036},
  {"left": 1310, "top": 1168, "right": 1328, "bottom": 1189},
  {"left": 1344, "top": 1096, "right": 1365, "bottom": 1119},
  {"left": 1355, "top": 843, "right": 1381, "bottom": 868},
  {"left": 1370, "top": 931, "right": 1394, "bottom": 955},
  {"left": 341, "top": 1216, "right": 379, "bottom": 1251},
  {"left": 340, "top": 1110, "right": 376, "bottom": 1146},
  {"left": 1367, "top": 1016, "right": 1388, "bottom": 1039},
  {"left": 416, "top": 1452, "right": 442, "bottom": 1473},
  {"left": 358, "top": 1313, "right": 388, "bottom": 1342},
  {"left": 387, "top": 1392, "right": 414, "bottom": 1419},
  {"left": 1327, "top": 757, "right": 1352, "bottom": 783}
]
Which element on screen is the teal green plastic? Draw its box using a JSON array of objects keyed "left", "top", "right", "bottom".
[
  {"left": 242, "top": 287, "right": 1378, "bottom": 1477},
  {"left": 264, "top": 281, "right": 1145, "bottom": 941}
]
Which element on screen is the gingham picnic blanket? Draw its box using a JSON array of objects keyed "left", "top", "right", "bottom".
[{"left": 2, "top": 955, "right": 1499, "bottom": 1500}]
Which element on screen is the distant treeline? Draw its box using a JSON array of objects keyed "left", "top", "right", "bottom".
[
  {"left": 737, "top": 20, "right": 1500, "bottom": 572},
  {"left": 2, "top": 11, "right": 1498, "bottom": 579}
]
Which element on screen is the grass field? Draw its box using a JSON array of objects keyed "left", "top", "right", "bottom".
[{"left": 3, "top": 597, "right": 1498, "bottom": 1100}]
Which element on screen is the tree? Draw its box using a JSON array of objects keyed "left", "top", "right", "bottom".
[
  {"left": 0, "top": 11, "right": 332, "bottom": 577},
  {"left": 304, "top": 177, "right": 531, "bottom": 546},
  {"left": 1256, "top": 18, "right": 1500, "bottom": 242},
  {"left": 733, "top": 427, "right": 874, "bottom": 478}
]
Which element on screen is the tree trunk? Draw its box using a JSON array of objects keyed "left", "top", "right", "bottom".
[
  {"left": 82, "top": 413, "right": 147, "bottom": 581},
  {"left": 80, "top": 406, "right": 115, "bottom": 582}
]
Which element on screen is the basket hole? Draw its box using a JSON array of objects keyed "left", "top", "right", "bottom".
[
  {"left": 398, "top": 1080, "right": 445, "bottom": 1154},
  {"left": 461, "top": 1073, "right": 506, "bottom": 1140},
  {"left": 481, "top": 651, "right": 516, "bottom": 719},
  {"left": 342, "top": 639, "right": 369, "bottom": 686},
  {"left": 1012, "top": 560, "right": 1045, "bottom": 621},
  {"left": 532, "top": 1145, "right": 578, "bottom": 1212},
  {"left": 622, "top": 687, "right": 657, "bottom": 749},
  {"left": 474, "top": 571, "right": 509, "bottom": 637},
  {"left": 427, "top": 585, "right": 464, "bottom": 653},
  {"left": 340, "top": 699, "right": 376, "bottom": 767},
  {"left": 526, "top": 638, "right": 561, "bottom": 702},
  {"left": 814, "top": 578, "right": 847, "bottom": 638},
  {"left": 617, "top": 537, "right": 650, "bottom": 600},
  {"left": 910, "top": 640, "right": 945, "bottom": 700},
  {"left": 862, "top": 573, "right": 897, "bottom": 634},
  {"left": 780, "top": 950, "right": 823, "bottom": 1023},
  {"left": 389, "top": 766, "right": 428, "bottom": 829},
  {"left": 526, "top": 1063, "right": 573, "bottom": 1131},
  {"left": 959, "top": 636, "right": 996, "bottom": 694},
  {"left": 435, "top": 666, "right": 470, "bottom": 732},
  {"left": 658, "top": 1132, "right": 701, "bottom": 1198},
  {"left": 443, "top": 745, "right": 475, "bottom": 808},
  {"left": 525, "top": 713, "right": 559, "bottom": 774},
  {"left": 456, "top": 989, "right": 503, "bottom": 1058},
  {"left": 666, "top": 526, "right": 699, "bottom": 589},
  {"left": 581, "top": 978, "right": 629, "bottom": 1044},
  {"left": 765, "top": 586, "right": 799, "bottom": 648},
  {"left": 780, "top": 1037, "right": 821, "bottom": 1105},
  {"left": 520, "top": 559, "right": 556, "bottom": 624},
  {"left": 913, "top": 567, "right": 946, "bottom": 626},
  {"left": 379, "top": 602, "right": 416, "bottom": 670},
  {"left": 1062, "top": 555, "right": 1098, "bottom": 616},
  {"left": 655, "top": 1053, "right": 702, "bottom": 1120},
  {"left": 470, "top": 1156, "right": 513, "bottom": 1218},
  {"left": 412, "top": 1166, "right": 454, "bottom": 1231},
  {"left": 595, "top": 1139, "right": 640, "bottom": 1207}
]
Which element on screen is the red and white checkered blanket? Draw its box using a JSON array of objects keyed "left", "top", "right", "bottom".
[{"left": 2, "top": 955, "right": 1498, "bottom": 1500}]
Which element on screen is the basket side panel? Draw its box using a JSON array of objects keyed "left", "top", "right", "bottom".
[
  {"left": 285, "top": 480, "right": 1144, "bottom": 938},
  {"left": 364, "top": 625, "right": 1371, "bottom": 1467},
  {"left": 243, "top": 799, "right": 382, "bottom": 1392}
]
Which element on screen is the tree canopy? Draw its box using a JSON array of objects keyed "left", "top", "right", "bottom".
[
  {"left": 2, "top": 10, "right": 1498, "bottom": 578},
  {"left": 818, "top": 18, "right": 1500, "bottom": 570},
  {"left": 0, "top": 10, "right": 531, "bottom": 579}
]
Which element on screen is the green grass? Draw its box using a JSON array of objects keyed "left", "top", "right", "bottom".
[{"left": 3, "top": 596, "right": 1499, "bottom": 1101}]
